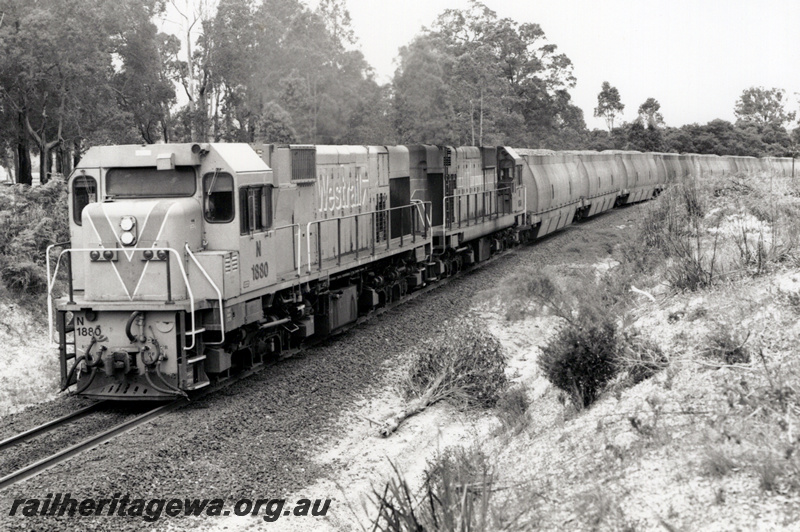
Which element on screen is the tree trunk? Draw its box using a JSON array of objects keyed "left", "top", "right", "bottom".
[
  {"left": 73, "top": 138, "right": 82, "bottom": 168},
  {"left": 57, "top": 143, "right": 72, "bottom": 176},
  {"left": 16, "top": 110, "right": 32, "bottom": 186},
  {"left": 479, "top": 87, "right": 484, "bottom": 146},
  {"left": 470, "top": 98, "right": 475, "bottom": 145}
]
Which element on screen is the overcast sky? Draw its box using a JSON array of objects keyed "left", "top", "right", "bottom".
[{"left": 325, "top": 0, "right": 800, "bottom": 130}]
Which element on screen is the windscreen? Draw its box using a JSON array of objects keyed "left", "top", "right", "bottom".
[{"left": 106, "top": 166, "right": 196, "bottom": 197}]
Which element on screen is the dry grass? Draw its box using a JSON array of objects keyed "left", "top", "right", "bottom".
[
  {"left": 368, "top": 447, "right": 523, "bottom": 532},
  {"left": 495, "top": 385, "right": 531, "bottom": 435}
]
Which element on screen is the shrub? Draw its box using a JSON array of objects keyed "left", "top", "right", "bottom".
[
  {"left": 495, "top": 385, "right": 531, "bottom": 434},
  {"left": 0, "top": 180, "right": 69, "bottom": 303},
  {"left": 538, "top": 314, "right": 619, "bottom": 409},
  {"left": 636, "top": 184, "right": 718, "bottom": 291},
  {"left": 404, "top": 318, "right": 507, "bottom": 409},
  {"left": 370, "top": 446, "right": 505, "bottom": 532},
  {"left": 615, "top": 328, "right": 667, "bottom": 385},
  {"left": 1, "top": 259, "right": 49, "bottom": 295},
  {"left": 705, "top": 325, "right": 751, "bottom": 365}
]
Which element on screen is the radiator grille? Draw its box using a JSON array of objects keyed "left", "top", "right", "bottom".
[{"left": 224, "top": 253, "right": 239, "bottom": 273}]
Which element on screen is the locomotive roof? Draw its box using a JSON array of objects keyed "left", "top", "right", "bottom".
[{"left": 77, "top": 143, "right": 270, "bottom": 173}]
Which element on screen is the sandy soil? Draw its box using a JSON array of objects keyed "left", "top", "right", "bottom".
[{"left": 0, "top": 301, "right": 60, "bottom": 416}]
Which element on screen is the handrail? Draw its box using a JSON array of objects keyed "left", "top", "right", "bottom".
[
  {"left": 306, "top": 201, "right": 432, "bottom": 274},
  {"left": 410, "top": 199, "right": 431, "bottom": 230},
  {"left": 47, "top": 246, "right": 200, "bottom": 351},
  {"left": 46, "top": 242, "right": 72, "bottom": 347},
  {"left": 441, "top": 185, "right": 519, "bottom": 237},
  {"left": 270, "top": 223, "right": 302, "bottom": 276},
  {"left": 184, "top": 244, "right": 225, "bottom": 346}
]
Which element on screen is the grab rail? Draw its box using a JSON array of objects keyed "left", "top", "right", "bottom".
[
  {"left": 305, "top": 201, "right": 432, "bottom": 273},
  {"left": 46, "top": 246, "right": 206, "bottom": 351},
  {"left": 269, "top": 223, "right": 302, "bottom": 277}
]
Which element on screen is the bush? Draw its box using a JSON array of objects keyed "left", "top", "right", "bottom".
[
  {"left": 370, "top": 446, "right": 504, "bottom": 532},
  {"left": 495, "top": 385, "right": 531, "bottom": 434},
  {"left": 1, "top": 259, "right": 49, "bottom": 295},
  {"left": 538, "top": 314, "right": 619, "bottom": 409},
  {"left": 637, "top": 184, "right": 718, "bottom": 291},
  {"left": 705, "top": 325, "right": 751, "bottom": 365},
  {"left": 615, "top": 329, "right": 667, "bottom": 385},
  {"left": 0, "top": 180, "right": 68, "bottom": 300},
  {"left": 404, "top": 318, "right": 508, "bottom": 409},
  {"left": 0, "top": 179, "right": 69, "bottom": 262}
]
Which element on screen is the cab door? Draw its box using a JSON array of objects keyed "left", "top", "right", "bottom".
[{"left": 238, "top": 185, "right": 276, "bottom": 293}]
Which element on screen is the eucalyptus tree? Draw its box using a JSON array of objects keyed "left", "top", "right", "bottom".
[{"left": 392, "top": 0, "right": 582, "bottom": 147}]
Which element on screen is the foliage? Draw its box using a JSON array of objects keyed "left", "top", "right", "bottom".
[
  {"left": 112, "top": 3, "right": 178, "bottom": 144},
  {"left": 734, "top": 87, "right": 796, "bottom": 129},
  {"left": 0, "top": 259, "right": 48, "bottom": 295},
  {"left": 0, "top": 180, "right": 69, "bottom": 296},
  {"left": 594, "top": 81, "right": 624, "bottom": 132},
  {"left": 495, "top": 385, "right": 531, "bottom": 434},
  {"left": 0, "top": 0, "right": 169, "bottom": 184},
  {"left": 392, "top": 0, "right": 584, "bottom": 147},
  {"left": 404, "top": 318, "right": 507, "bottom": 409},
  {"left": 178, "top": 0, "right": 389, "bottom": 144},
  {"left": 704, "top": 325, "right": 751, "bottom": 365},
  {"left": 638, "top": 97, "right": 664, "bottom": 127},
  {"left": 538, "top": 312, "right": 619, "bottom": 409},
  {"left": 370, "top": 447, "right": 515, "bottom": 532},
  {"left": 626, "top": 120, "right": 665, "bottom": 152}
]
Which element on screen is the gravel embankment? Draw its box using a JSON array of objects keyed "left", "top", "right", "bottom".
[{"left": 0, "top": 205, "right": 645, "bottom": 531}]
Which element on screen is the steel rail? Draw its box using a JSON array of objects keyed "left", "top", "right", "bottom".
[
  {"left": 0, "top": 207, "right": 626, "bottom": 493},
  {"left": 0, "top": 402, "right": 107, "bottom": 452},
  {"left": 0, "top": 399, "right": 187, "bottom": 492}
]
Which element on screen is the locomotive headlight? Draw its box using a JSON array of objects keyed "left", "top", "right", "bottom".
[
  {"left": 120, "top": 231, "right": 136, "bottom": 245},
  {"left": 90, "top": 250, "right": 100, "bottom": 261},
  {"left": 120, "top": 216, "right": 136, "bottom": 231}
]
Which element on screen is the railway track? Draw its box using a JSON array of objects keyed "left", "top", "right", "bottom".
[
  {"left": 0, "top": 400, "right": 187, "bottom": 491},
  {"left": 0, "top": 401, "right": 106, "bottom": 452},
  {"left": 0, "top": 220, "right": 573, "bottom": 493}
]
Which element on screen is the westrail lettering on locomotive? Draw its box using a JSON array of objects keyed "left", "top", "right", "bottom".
[{"left": 317, "top": 167, "right": 369, "bottom": 213}]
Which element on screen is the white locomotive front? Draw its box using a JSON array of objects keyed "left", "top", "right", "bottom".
[{"left": 53, "top": 143, "right": 280, "bottom": 399}]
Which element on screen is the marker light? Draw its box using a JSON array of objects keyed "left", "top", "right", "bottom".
[
  {"left": 143, "top": 250, "right": 154, "bottom": 260},
  {"left": 90, "top": 250, "right": 100, "bottom": 261},
  {"left": 120, "top": 231, "right": 136, "bottom": 245},
  {"left": 103, "top": 250, "right": 114, "bottom": 260},
  {"left": 156, "top": 250, "right": 168, "bottom": 261},
  {"left": 120, "top": 216, "right": 135, "bottom": 231}
]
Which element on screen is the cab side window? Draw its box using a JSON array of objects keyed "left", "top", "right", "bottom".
[
  {"left": 203, "top": 172, "right": 234, "bottom": 223},
  {"left": 72, "top": 175, "right": 97, "bottom": 225},
  {"left": 239, "top": 186, "right": 272, "bottom": 235}
]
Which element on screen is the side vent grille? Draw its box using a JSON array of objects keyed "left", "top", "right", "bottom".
[
  {"left": 290, "top": 146, "right": 316, "bottom": 184},
  {"left": 224, "top": 253, "right": 239, "bottom": 273}
]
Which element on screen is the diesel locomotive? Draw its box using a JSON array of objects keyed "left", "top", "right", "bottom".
[{"left": 47, "top": 143, "right": 796, "bottom": 400}]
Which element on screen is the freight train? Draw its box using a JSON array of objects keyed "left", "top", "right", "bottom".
[{"left": 46, "top": 144, "right": 796, "bottom": 400}]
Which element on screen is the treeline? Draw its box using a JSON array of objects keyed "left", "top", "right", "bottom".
[
  {"left": 0, "top": 0, "right": 797, "bottom": 185},
  {"left": 587, "top": 87, "right": 799, "bottom": 157}
]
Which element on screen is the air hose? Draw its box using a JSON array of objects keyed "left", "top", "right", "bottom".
[
  {"left": 72, "top": 367, "right": 97, "bottom": 395},
  {"left": 61, "top": 337, "right": 104, "bottom": 392},
  {"left": 125, "top": 311, "right": 144, "bottom": 343},
  {"left": 144, "top": 326, "right": 187, "bottom": 398}
]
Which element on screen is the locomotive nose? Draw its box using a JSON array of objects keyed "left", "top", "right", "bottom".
[{"left": 83, "top": 198, "right": 202, "bottom": 302}]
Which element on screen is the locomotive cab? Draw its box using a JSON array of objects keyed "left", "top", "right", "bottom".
[{"left": 54, "top": 143, "right": 272, "bottom": 400}]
